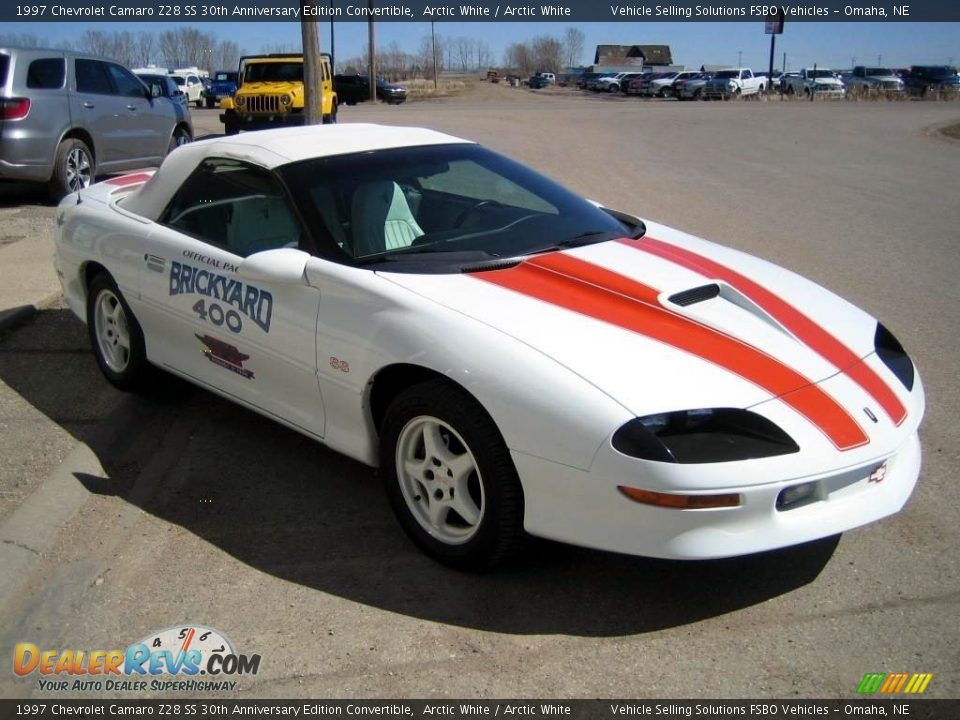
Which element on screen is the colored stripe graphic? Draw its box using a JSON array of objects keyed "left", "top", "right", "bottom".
[
  {"left": 857, "top": 672, "right": 932, "bottom": 695},
  {"left": 622, "top": 236, "right": 907, "bottom": 426},
  {"left": 473, "top": 252, "right": 868, "bottom": 450}
]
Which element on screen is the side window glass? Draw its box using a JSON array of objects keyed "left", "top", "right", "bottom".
[
  {"left": 106, "top": 63, "right": 146, "bottom": 98},
  {"left": 27, "top": 58, "right": 65, "bottom": 89},
  {"left": 75, "top": 59, "right": 113, "bottom": 95},
  {"left": 163, "top": 158, "right": 302, "bottom": 258}
]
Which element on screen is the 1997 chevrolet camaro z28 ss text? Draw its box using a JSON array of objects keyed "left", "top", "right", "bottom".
[{"left": 53, "top": 124, "right": 924, "bottom": 569}]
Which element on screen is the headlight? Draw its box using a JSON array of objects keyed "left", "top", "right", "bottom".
[
  {"left": 612, "top": 408, "right": 800, "bottom": 464},
  {"left": 727, "top": 82, "right": 737, "bottom": 89},
  {"left": 280, "top": 94, "right": 292, "bottom": 105},
  {"left": 235, "top": 95, "right": 245, "bottom": 106},
  {"left": 875, "top": 323, "right": 915, "bottom": 390}
]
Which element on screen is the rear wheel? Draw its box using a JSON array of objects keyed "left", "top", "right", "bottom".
[
  {"left": 205, "top": 96, "right": 216, "bottom": 109},
  {"left": 49, "top": 138, "right": 94, "bottom": 200},
  {"left": 380, "top": 380, "right": 524, "bottom": 570},
  {"left": 86, "top": 273, "right": 150, "bottom": 392}
]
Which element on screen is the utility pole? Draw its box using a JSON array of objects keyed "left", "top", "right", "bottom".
[
  {"left": 367, "top": 2, "right": 377, "bottom": 103},
  {"left": 329, "top": 0, "right": 335, "bottom": 72},
  {"left": 737, "top": 50, "right": 743, "bottom": 67},
  {"left": 431, "top": 20, "right": 438, "bottom": 89},
  {"left": 301, "top": 1, "right": 324, "bottom": 125}
]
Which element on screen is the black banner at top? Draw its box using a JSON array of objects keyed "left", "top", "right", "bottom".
[{"left": 4, "top": 0, "right": 960, "bottom": 23}]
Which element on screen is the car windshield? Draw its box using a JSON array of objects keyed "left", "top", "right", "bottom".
[
  {"left": 714, "top": 70, "right": 739, "bottom": 79},
  {"left": 243, "top": 62, "right": 303, "bottom": 83},
  {"left": 215, "top": 72, "right": 236, "bottom": 81},
  {"left": 171, "top": 76, "right": 185, "bottom": 86},
  {"left": 280, "top": 144, "right": 636, "bottom": 272},
  {"left": 864, "top": 67, "right": 894, "bottom": 76},
  {"left": 809, "top": 70, "right": 835, "bottom": 78},
  {"left": 0, "top": 53, "right": 9, "bottom": 85}
]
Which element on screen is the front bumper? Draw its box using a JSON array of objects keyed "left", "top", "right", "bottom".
[
  {"left": 514, "top": 428, "right": 922, "bottom": 560},
  {"left": 220, "top": 111, "right": 305, "bottom": 129}
]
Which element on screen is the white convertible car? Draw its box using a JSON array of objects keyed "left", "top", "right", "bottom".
[{"left": 53, "top": 124, "right": 924, "bottom": 569}]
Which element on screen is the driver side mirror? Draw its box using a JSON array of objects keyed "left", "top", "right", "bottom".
[{"left": 238, "top": 248, "right": 311, "bottom": 285}]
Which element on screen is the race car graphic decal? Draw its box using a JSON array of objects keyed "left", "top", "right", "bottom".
[
  {"left": 196, "top": 334, "right": 255, "bottom": 380},
  {"left": 622, "top": 236, "right": 908, "bottom": 426},
  {"left": 473, "top": 252, "right": 869, "bottom": 451},
  {"left": 170, "top": 261, "right": 273, "bottom": 333}
]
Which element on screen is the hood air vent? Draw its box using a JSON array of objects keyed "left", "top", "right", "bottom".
[{"left": 668, "top": 283, "right": 721, "bottom": 307}]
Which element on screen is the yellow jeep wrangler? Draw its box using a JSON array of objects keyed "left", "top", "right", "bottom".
[{"left": 219, "top": 53, "right": 337, "bottom": 135}]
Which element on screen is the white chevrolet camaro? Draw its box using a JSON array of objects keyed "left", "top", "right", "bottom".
[{"left": 53, "top": 124, "right": 924, "bottom": 569}]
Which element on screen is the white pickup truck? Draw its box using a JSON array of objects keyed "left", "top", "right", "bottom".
[
  {"left": 783, "top": 68, "right": 846, "bottom": 98},
  {"left": 702, "top": 68, "right": 766, "bottom": 99}
]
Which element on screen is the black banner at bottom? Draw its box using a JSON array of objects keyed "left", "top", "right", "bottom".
[{"left": 2, "top": 699, "right": 959, "bottom": 720}]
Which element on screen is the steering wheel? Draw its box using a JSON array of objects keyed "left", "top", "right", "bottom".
[{"left": 453, "top": 200, "right": 497, "bottom": 228}]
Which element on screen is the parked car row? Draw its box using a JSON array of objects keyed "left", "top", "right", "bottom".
[
  {"left": 572, "top": 64, "right": 958, "bottom": 101},
  {"left": 1, "top": 46, "right": 193, "bottom": 199}
]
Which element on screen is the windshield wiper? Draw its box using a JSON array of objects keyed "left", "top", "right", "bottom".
[{"left": 523, "top": 231, "right": 614, "bottom": 256}]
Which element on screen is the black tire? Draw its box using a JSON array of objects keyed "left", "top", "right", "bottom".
[
  {"left": 48, "top": 137, "right": 94, "bottom": 201},
  {"left": 224, "top": 121, "right": 239, "bottom": 136},
  {"left": 86, "top": 273, "right": 150, "bottom": 392},
  {"left": 380, "top": 380, "right": 524, "bottom": 570},
  {"left": 323, "top": 102, "right": 338, "bottom": 124},
  {"left": 195, "top": 98, "right": 203, "bottom": 109},
  {"left": 205, "top": 96, "right": 215, "bottom": 109},
  {"left": 167, "top": 126, "right": 192, "bottom": 154},
  {"left": 787, "top": 85, "right": 795, "bottom": 96}
]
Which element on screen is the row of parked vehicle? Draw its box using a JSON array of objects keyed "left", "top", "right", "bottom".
[{"left": 576, "top": 64, "right": 960, "bottom": 100}]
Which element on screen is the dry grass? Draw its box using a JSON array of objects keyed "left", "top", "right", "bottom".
[
  {"left": 941, "top": 122, "right": 960, "bottom": 140},
  {"left": 403, "top": 77, "right": 474, "bottom": 101}
]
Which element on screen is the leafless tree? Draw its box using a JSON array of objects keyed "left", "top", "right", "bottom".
[
  {"left": 531, "top": 35, "right": 563, "bottom": 74},
  {"left": 476, "top": 41, "right": 492, "bottom": 70},
  {"left": 504, "top": 42, "right": 534, "bottom": 76},
  {"left": 418, "top": 34, "right": 445, "bottom": 77},
  {"left": 136, "top": 32, "right": 156, "bottom": 67},
  {"left": 562, "top": 27, "right": 585, "bottom": 68},
  {"left": 213, "top": 40, "right": 242, "bottom": 71}
]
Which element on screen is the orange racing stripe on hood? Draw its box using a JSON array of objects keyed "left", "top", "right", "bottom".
[
  {"left": 622, "top": 236, "right": 907, "bottom": 426},
  {"left": 472, "top": 252, "right": 869, "bottom": 451}
]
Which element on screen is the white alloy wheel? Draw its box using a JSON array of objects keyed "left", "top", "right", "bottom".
[
  {"left": 93, "top": 288, "right": 131, "bottom": 373},
  {"left": 395, "top": 415, "right": 485, "bottom": 544}
]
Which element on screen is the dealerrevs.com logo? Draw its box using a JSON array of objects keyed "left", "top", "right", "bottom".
[{"left": 13, "top": 625, "right": 261, "bottom": 692}]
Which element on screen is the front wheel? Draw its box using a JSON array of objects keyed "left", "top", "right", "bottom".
[
  {"left": 205, "top": 96, "right": 215, "bottom": 109},
  {"left": 380, "top": 380, "right": 524, "bottom": 570},
  {"left": 86, "top": 273, "right": 150, "bottom": 392},
  {"left": 167, "top": 126, "right": 191, "bottom": 154}
]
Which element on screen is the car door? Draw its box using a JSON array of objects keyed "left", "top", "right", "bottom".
[
  {"left": 103, "top": 62, "right": 170, "bottom": 163},
  {"left": 74, "top": 58, "right": 129, "bottom": 167},
  {"left": 137, "top": 156, "right": 326, "bottom": 437}
]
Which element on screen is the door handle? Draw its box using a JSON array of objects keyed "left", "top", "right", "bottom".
[{"left": 83, "top": 102, "right": 94, "bottom": 108}]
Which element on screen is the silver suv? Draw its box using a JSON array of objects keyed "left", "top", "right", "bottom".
[{"left": 1, "top": 47, "right": 193, "bottom": 199}]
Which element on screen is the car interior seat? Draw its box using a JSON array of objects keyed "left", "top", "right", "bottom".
[
  {"left": 350, "top": 180, "right": 424, "bottom": 257},
  {"left": 227, "top": 194, "right": 300, "bottom": 256}
]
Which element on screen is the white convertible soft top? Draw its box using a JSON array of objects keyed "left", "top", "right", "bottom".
[{"left": 121, "top": 123, "right": 471, "bottom": 220}]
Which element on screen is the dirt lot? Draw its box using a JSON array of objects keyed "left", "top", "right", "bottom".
[{"left": 1, "top": 83, "right": 959, "bottom": 699}]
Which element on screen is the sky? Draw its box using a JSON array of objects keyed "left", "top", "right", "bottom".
[{"left": 7, "top": 21, "right": 960, "bottom": 72}]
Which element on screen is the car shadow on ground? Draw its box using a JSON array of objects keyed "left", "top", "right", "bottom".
[{"left": 0, "top": 307, "right": 840, "bottom": 638}]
